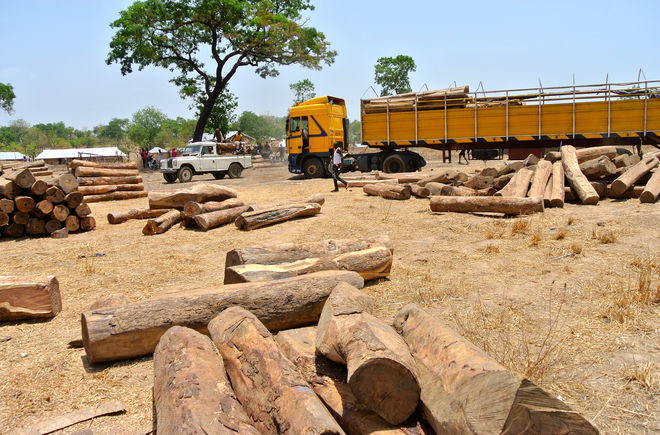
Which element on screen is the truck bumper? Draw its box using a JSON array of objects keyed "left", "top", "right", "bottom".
[
  {"left": 160, "top": 169, "right": 177, "bottom": 174},
  {"left": 288, "top": 155, "right": 302, "bottom": 174}
]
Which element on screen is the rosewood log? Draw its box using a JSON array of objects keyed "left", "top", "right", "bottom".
[
  {"left": 142, "top": 210, "right": 182, "bottom": 235},
  {"left": 0, "top": 198, "right": 13, "bottom": 213},
  {"left": 77, "top": 175, "right": 143, "bottom": 186},
  {"left": 65, "top": 215, "right": 80, "bottom": 232},
  {"left": 182, "top": 198, "right": 245, "bottom": 217},
  {"left": 409, "top": 184, "right": 430, "bottom": 198},
  {"left": 550, "top": 161, "right": 565, "bottom": 208},
  {"left": 439, "top": 185, "right": 477, "bottom": 196},
  {"left": 417, "top": 170, "right": 458, "bottom": 186},
  {"left": 640, "top": 169, "right": 660, "bottom": 203},
  {"left": 13, "top": 212, "right": 30, "bottom": 225},
  {"left": 574, "top": 145, "right": 617, "bottom": 163},
  {"left": 78, "top": 185, "right": 117, "bottom": 195},
  {"left": 75, "top": 203, "right": 92, "bottom": 217},
  {"left": 543, "top": 174, "right": 553, "bottom": 207},
  {"left": 3, "top": 223, "right": 24, "bottom": 237},
  {"left": 527, "top": 159, "right": 552, "bottom": 198},
  {"left": 115, "top": 183, "right": 145, "bottom": 191},
  {"left": 30, "top": 179, "right": 48, "bottom": 196},
  {"left": 0, "top": 179, "right": 20, "bottom": 199},
  {"left": 148, "top": 183, "right": 237, "bottom": 210},
  {"left": 26, "top": 218, "right": 47, "bottom": 235},
  {"left": 561, "top": 145, "right": 599, "bottom": 205},
  {"left": 5, "top": 168, "right": 35, "bottom": 189},
  {"left": 70, "top": 159, "right": 137, "bottom": 170},
  {"left": 0, "top": 212, "right": 7, "bottom": 226},
  {"left": 235, "top": 203, "right": 321, "bottom": 230},
  {"left": 54, "top": 173, "right": 78, "bottom": 194},
  {"left": 579, "top": 156, "right": 617, "bottom": 180},
  {"left": 609, "top": 155, "right": 659, "bottom": 197},
  {"left": 45, "top": 186, "right": 65, "bottom": 204},
  {"left": 65, "top": 191, "right": 84, "bottom": 209},
  {"left": 363, "top": 183, "right": 411, "bottom": 200},
  {"left": 14, "top": 196, "right": 35, "bottom": 213},
  {"left": 192, "top": 205, "right": 252, "bottom": 231},
  {"left": 44, "top": 219, "right": 61, "bottom": 234},
  {"left": 495, "top": 167, "right": 533, "bottom": 197},
  {"left": 74, "top": 166, "right": 139, "bottom": 178},
  {"left": 50, "top": 204, "right": 70, "bottom": 222},
  {"left": 422, "top": 182, "right": 449, "bottom": 196},
  {"left": 83, "top": 191, "right": 148, "bottom": 203},
  {"left": 80, "top": 216, "right": 96, "bottom": 231},
  {"left": 430, "top": 196, "right": 544, "bottom": 215},
  {"left": 35, "top": 199, "right": 53, "bottom": 216},
  {"left": 0, "top": 276, "right": 61, "bottom": 321},
  {"left": 107, "top": 208, "right": 170, "bottom": 224}
]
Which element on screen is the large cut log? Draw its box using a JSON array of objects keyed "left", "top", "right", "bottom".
[
  {"left": 550, "top": 161, "right": 565, "bottom": 208},
  {"left": 80, "top": 216, "right": 96, "bottom": 231},
  {"left": 419, "top": 182, "right": 448, "bottom": 196},
  {"left": 409, "top": 184, "right": 430, "bottom": 198},
  {"left": 0, "top": 179, "right": 20, "bottom": 199},
  {"left": 527, "top": 159, "right": 552, "bottom": 197},
  {"left": 439, "top": 185, "right": 477, "bottom": 196},
  {"left": 13, "top": 212, "right": 30, "bottom": 225},
  {"left": 0, "top": 198, "right": 14, "bottom": 214},
  {"left": 417, "top": 170, "right": 459, "bottom": 186},
  {"left": 543, "top": 174, "right": 553, "bottom": 207},
  {"left": 495, "top": 167, "right": 533, "bottom": 197},
  {"left": 591, "top": 181, "right": 608, "bottom": 199},
  {"left": 107, "top": 208, "right": 170, "bottom": 224},
  {"left": 608, "top": 184, "right": 644, "bottom": 199},
  {"left": 376, "top": 171, "right": 429, "bottom": 183},
  {"left": 575, "top": 145, "right": 617, "bottom": 163},
  {"left": 65, "top": 191, "right": 84, "bottom": 209},
  {"left": 543, "top": 150, "right": 562, "bottom": 162},
  {"left": 493, "top": 173, "right": 515, "bottom": 190},
  {"left": 3, "top": 223, "right": 25, "bottom": 237},
  {"left": 249, "top": 194, "right": 326, "bottom": 212},
  {"left": 30, "top": 179, "right": 48, "bottom": 196},
  {"left": 182, "top": 198, "right": 245, "bottom": 222},
  {"left": 609, "top": 155, "right": 659, "bottom": 197},
  {"left": 75, "top": 203, "right": 92, "bottom": 217},
  {"left": 224, "top": 244, "right": 392, "bottom": 284},
  {"left": 50, "top": 204, "right": 70, "bottom": 222},
  {"left": 53, "top": 173, "right": 78, "bottom": 194},
  {"left": 74, "top": 166, "right": 139, "bottom": 178},
  {"left": 148, "top": 183, "right": 237, "bottom": 210},
  {"left": 394, "top": 304, "right": 598, "bottom": 434},
  {"left": 44, "top": 219, "right": 61, "bottom": 234},
  {"left": 83, "top": 191, "right": 148, "bottom": 203},
  {"left": 430, "top": 196, "right": 543, "bottom": 215},
  {"left": 78, "top": 185, "right": 117, "bottom": 195},
  {"left": 81, "top": 270, "right": 364, "bottom": 363},
  {"left": 34, "top": 199, "right": 53, "bottom": 216},
  {"left": 65, "top": 215, "right": 80, "bottom": 232},
  {"left": 497, "top": 161, "right": 525, "bottom": 176},
  {"left": 226, "top": 236, "right": 393, "bottom": 268},
  {"left": 153, "top": 326, "right": 259, "bottom": 435},
  {"left": 69, "top": 294, "right": 129, "bottom": 348},
  {"left": 316, "top": 282, "right": 420, "bottom": 425},
  {"left": 45, "top": 186, "right": 65, "bottom": 204},
  {"left": 0, "top": 276, "right": 61, "bottom": 321},
  {"left": 579, "top": 156, "right": 617, "bottom": 180},
  {"left": 640, "top": 169, "right": 660, "bottom": 203},
  {"left": 561, "top": 145, "right": 599, "bottom": 205},
  {"left": 613, "top": 153, "right": 632, "bottom": 168},
  {"left": 115, "top": 183, "right": 144, "bottom": 191},
  {"left": 77, "top": 175, "right": 143, "bottom": 186},
  {"left": 0, "top": 212, "right": 8, "bottom": 226},
  {"left": 208, "top": 307, "right": 344, "bottom": 434},
  {"left": 142, "top": 209, "right": 182, "bottom": 235},
  {"left": 5, "top": 168, "right": 35, "bottom": 189},
  {"left": 192, "top": 205, "right": 252, "bottom": 231},
  {"left": 347, "top": 179, "right": 396, "bottom": 188},
  {"left": 463, "top": 175, "right": 494, "bottom": 190},
  {"left": 70, "top": 159, "right": 137, "bottom": 170},
  {"left": 14, "top": 196, "right": 35, "bottom": 213},
  {"left": 235, "top": 202, "right": 321, "bottom": 230},
  {"left": 363, "top": 183, "right": 411, "bottom": 200}
]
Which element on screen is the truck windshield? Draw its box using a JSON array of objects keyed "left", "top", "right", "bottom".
[{"left": 182, "top": 145, "right": 202, "bottom": 156}]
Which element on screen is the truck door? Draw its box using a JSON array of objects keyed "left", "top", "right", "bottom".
[
  {"left": 301, "top": 116, "right": 309, "bottom": 152},
  {"left": 200, "top": 145, "right": 216, "bottom": 171},
  {"left": 287, "top": 116, "right": 309, "bottom": 154}
]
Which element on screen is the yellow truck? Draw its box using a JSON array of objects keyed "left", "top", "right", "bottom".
[{"left": 286, "top": 80, "right": 660, "bottom": 176}]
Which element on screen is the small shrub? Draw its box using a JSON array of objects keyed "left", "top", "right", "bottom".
[
  {"left": 555, "top": 230, "right": 567, "bottom": 240},
  {"left": 623, "top": 363, "right": 659, "bottom": 390},
  {"left": 510, "top": 217, "right": 530, "bottom": 235},
  {"left": 483, "top": 244, "right": 500, "bottom": 254}
]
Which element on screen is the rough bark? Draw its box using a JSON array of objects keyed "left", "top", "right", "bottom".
[
  {"left": 5, "top": 168, "right": 35, "bottom": 189},
  {"left": 363, "top": 183, "right": 411, "bottom": 200},
  {"left": 609, "top": 156, "right": 659, "bottom": 197},
  {"left": 347, "top": 179, "right": 396, "bottom": 188},
  {"left": 74, "top": 167, "right": 139, "bottom": 178},
  {"left": 107, "top": 208, "right": 170, "bottom": 225},
  {"left": 579, "top": 156, "right": 617, "bottom": 180},
  {"left": 0, "top": 276, "right": 61, "bottom": 321},
  {"left": 81, "top": 270, "right": 364, "bottom": 363},
  {"left": 497, "top": 161, "right": 524, "bottom": 176},
  {"left": 208, "top": 307, "right": 345, "bottom": 434},
  {"left": 192, "top": 205, "right": 252, "bottom": 231},
  {"left": 640, "top": 169, "right": 660, "bottom": 203},
  {"left": 393, "top": 304, "right": 598, "bottom": 435},
  {"left": 235, "top": 202, "right": 321, "bottom": 230},
  {"left": 431, "top": 195, "right": 543, "bottom": 215},
  {"left": 83, "top": 191, "right": 148, "bottom": 203},
  {"left": 550, "top": 161, "right": 565, "bottom": 208},
  {"left": 77, "top": 175, "right": 143, "bottom": 186},
  {"left": 493, "top": 173, "right": 515, "bottom": 190},
  {"left": 575, "top": 145, "right": 617, "bottom": 163},
  {"left": 527, "top": 159, "right": 552, "bottom": 198},
  {"left": 495, "top": 168, "right": 533, "bottom": 197},
  {"left": 316, "top": 282, "right": 420, "bottom": 425},
  {"left": 0, "top": 179, "right": 20, "bottom": 199},
  {"left": 148, "top": 183, "right": 237, "bottom": 210},
  {"left": 561, "top": 145, "right": 599, "bottom": 205},
  {"left": 153, "top": 326, "right": 259, "bottom": 435},
  {"left": 78, "top": 185, "right": 117, "bottom": 195},
  {"left": 543, "top": 151, "right": 562, "bottom": 162},
  {"left": 142, "top": 210, "right": 183, "bottom": 236}
]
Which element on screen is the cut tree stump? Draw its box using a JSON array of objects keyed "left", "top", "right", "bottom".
[
  {"left": 561, "top": 145, "right": 599, "bottom": 205},
  {"left": 527, "top": 159, "right": 552, "bottom": 198},
  {"left": 363, "top": 183, "right": 411, "bottom": 200},
  {"left": 148, "top": 183, "right": 237, "bottom": 210},
  {"left": 235, "top": 202, "right": 321, "bottom": 230},
  {"left": 107, "top": 208, "right": 170, "bottom": 225},
  {"left": 77, "top": 175, "right": 143, "bottom": 186},
  {"left": 142, "top": 210, "right": 183, "bottom": 235},
  {"left": 550, "top": 161, "right": 565, "bottom": 208},
  {"left": 0, "top": 276, "right": 61, "bottom": 321},
  {"left": 609, "top": 155, "right": 659, "bottom": 197},
  {"left": 495, "top": 168, "right": 533, "bottom": 197},
  {"left": 83, "top": 191, "right": 148, "bottom": 203},
  {"left": 153, "top": 326, "right": 259, "bottom": 435},
  {"left": 640, "top": 169, "right": 660, "bottom": 203},
  {"left": 316, "top": 282, "right": 420, "bottom": 425},
  {"left": 192, "top": 205, "right": 252, "bottom": 231},
  {"left": 579, "top": 156, "right": 617, "bottom": 180},
  {"left": 81, "top": 270, "right": 364, "bottom": 363},
  {"left": 430, "top": 196, "right": 544, "bottom": 215}
]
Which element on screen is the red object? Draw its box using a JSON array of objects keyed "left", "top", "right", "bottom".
[
  {"left": 508, "top": 147, "right": 543, "bottom": 160},
  {"left": 171, "top": 148, "right": 177, "bottom": 158}
]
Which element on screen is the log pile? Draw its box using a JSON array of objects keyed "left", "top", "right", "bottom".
[
  {"left": 71, "top": 160, "right": 147, "bottom": 203},
  {"left": 1, "top": 169, "right": 95, "bottom": 238},
  {"left": 0, "top": 160, "right": 53, "bottom": 177}
]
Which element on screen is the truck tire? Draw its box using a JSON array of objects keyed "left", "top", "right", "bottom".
[
  {"left": 177, "top": 166, "right": 194, "bottom": 183},
  {"left": 163, "top": 173, "right": 177, "bottom": 183},
  {"left": 213, "top": 172, "right": 226, "bottom": 180},
  {"left": 228, "top": 163, "right": 243, "bottom": 179},
  {"left": 382, "top": 154, "right": 407, "bottom": 173},
  {"left": 303, "top": 157, "right": 324, "bottom": 178}
]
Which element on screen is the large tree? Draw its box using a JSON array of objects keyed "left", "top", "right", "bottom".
[
  {"left": 107, "top": 0, "right": 336, "bottom": 142},
  {"left": 374, "top": 55, "right": 416, "bottom": 96},
  {"left": 128, "top": 106, "right": 167, "bottom": 147},
  {"left": 0, "top": 82, "right": 15, "bottom": 114},
  {"left": 289, "top": 78, "right": 316, "bottom": 104}
]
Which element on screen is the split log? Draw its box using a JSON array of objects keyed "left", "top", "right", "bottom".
[
  {"left": 527, "top": 159, "right": 552, "bottom": 197},
  {"left": 0, "top": 179, "right": 20, "bottom": 199},
  {"left": 224, "top": 244, "right": 392, "bottom": 284},
  {"left": 75, "top": 203, "right": 92, "bottom": 217},
  {"left": 608, "top": 185, "right": 644, "bottom": 199},
  {"left": 316, "top": 282, "right": 420, "bottom": 425},
  {"left": 115, "top": 183, "right": 144, "bottom": 191},
  {"left": 153, "top": 326, "right": 259, "bottom": 435},
  {"left": 463, "top": 175, "right": 494, "bottom": 190},
  {"left": 393, "top": 304, "right": 598, "bottom": 434},
  {"left": 439, "top": 185, "right": 476, "bottom": 196},
  {"left": 107, "top": 208, "right": 170, "bottom": 224},
  {"left": 609, "top": 155, "right": 659, "bottom": 197},
  {"left": 225, "top": 236, "right": 393, "bottom": 268},
  {"left": 561, "top": 145, "right": 599, "bottom": 205},
  {"left": 50, "top": 204, "right": 69, "bottom": 222},
  {"left": 363, "top": 183, "right": 411, "bottom": 200},
  {"left": 148, "top": 183, "right": 237, "bottom": 210},
  {"left": 13, "top": 212, "right": 30, "bottom": 225},
  {"left": 183, "top": 198, "right": 245, "bottom": 218},
  {"left": 70, "top": 159, "right": 137, "bottom": 170},
  {"left": 574, "top": 145, "right": 617, "bottom": 163},
  {"left": 0, "top": 198, "right": 14, "bottom": 213},
  {"left": 30, "top": 179, "right": 48, "bottom": 196},
  {"left": 3, "top": 223, "right": 24, "bottom": 237},
  {"left": 65, "top": 215, "right": 80, "bottom": 232},
  {"left": 83, "top": 191, "right": 148, "bottom": 203},
  {"left": 0, "top": 212, "right": 8, "bottom": 226},
  {"left": 417, "top": 170, "right": 458, "bottom": 186},
  {"left": 45, "top": 219, "right": 61, "bottom": 234},
  {"left": 550, "top": 161, "right": 565, "bottom": 208},
  {"left": 80, "top": 216, "right": 96, "bottom": 231},
  {"left": 77, "top": 175, "right": 142, "bottom": 186},
  {"left": 81, "top": 270, "right": 364, "bottom": 363},
  {"left": 494, "top": 168, "right": 533, "bottom": 197},
  {"left": 579, "top": 156, "right": 617, "bottom": 180},
  {"left": 235, "top": 202, "right": 321, "bottom": 230},
  {"left": 142, "top": 210, "right": 183, "bottom": 235},
  {"left": 640, "top": 169, "right": 660, "bottom": 203},
  {"left": 34, "top": 199, "right": 53, "bottom": 216},
  {"left": 45, "top": 186, "right": 65, "bottom": 204},
  {"left": 5, "top": 168, "right": 35, "bottom": 189},
  {"left": 14, "top": 196, "right": 35, "bottom": 213},
  {"left": 613, "top": 153, "right": 632, "bottom": 168},
  {"left": 409, "top": 184, "right": 430, "bottom": 198},
  {"left": 591, "top": 181, "right": 608, "bottom": 199},
  {"left": 430, "top": 196, "right": 544, "bottom": 215},
  {"left": 25, "top": 218, "right": 46, "bottom": 234},
  {"left": 0, "top": 276, "right": 61, "bottom": 321},
  {"left": 78, "top": 185, "right": 117, "bottom": 195},
  {"left": 192, "top": 205, "right": 252, "bottom": 231},
  {"left": 65, "top": 191, "right": 84, "bottom": 209},
  {"left": 10, "top": 401, "right": 125, "bottom": 435},
  {"left": 543, "top": 175, "right": 553, "bottom": 207},
  {"left": 74, "top": 166, "right": 139, "bottom": 178},
  {"left": 208, "top": 307, "right": 344, "bottom": 434}
]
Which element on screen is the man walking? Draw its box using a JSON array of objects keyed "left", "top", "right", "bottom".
[{"left": 332, "top": 142, "right": 348, "bottom": 192}]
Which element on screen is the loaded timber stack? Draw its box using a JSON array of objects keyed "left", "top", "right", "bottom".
[
  {"left": 0, "top": 160, "right": 54, "bottom": 178},
  {"left": 70, "top": 159, "right": 147, "bottom": 203},
  {"left": 0, "top": 169, "right": 95, "bottom": 238}
]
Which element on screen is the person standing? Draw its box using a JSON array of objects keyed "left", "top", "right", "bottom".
[
  {"left": 458, "top": 144, "right": 469, "bottom": 165},
  {"left": 332, "top": 142, "right": 348, "bottom": 192}
]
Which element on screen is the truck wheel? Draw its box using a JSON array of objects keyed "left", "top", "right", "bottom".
[
  {"left": 177, "top": 166, "right": 194, "bottom": 183},
  {"left": 303, "top": 158, "right": 323, "bottom": 178},
  {"left": 163, "top": 173, "right": 177, "bottom": 183},
  {"left": 228, "top": 163, "right": 243, "bottom": 179},
  {"left": 213, "top": 172, "right": 226, "bottom": 180},
  {"left": 382, "top": 155, "right": 407, "bottom": 173}
]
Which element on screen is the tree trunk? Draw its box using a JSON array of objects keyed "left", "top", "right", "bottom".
[
  {"left": 35, "top": 199, "right": 53, "bottom": 216},
  {"left": 579, "top": 156, "right": 617, "bottom": 180},
  {"left": 75, "top": 203, "right": 92, "bottom": 217},
  {"left": 107, "top": 208, "right": 170, "bottom": 225},
  {"left": 417, "top": 170, "right": 459, "bottom": 186},
  {"left": 591, "top": 181, "right": 608, "bottom": 199},
  {"left": 80, "top": 216, "right": 96, "bottom": 231},
  {"left": 423, "top": 182, "right": 449, "bottom": 195},
  {"left": 363, "top": 183, "right": 411, "bottom": 200},
  {"left": 208, "top": 307, "right": 345, "bottom": 434},
  {"left": 224, "top": 244, "right": 392, "bottom": 284},
  {"left": 54, "top": 173, "right": 79, "bottom": 194},
  {"left": 3, "top": 223, "right": 25, "bottom": 237},
  {"left": 347, "top": 179, "right": 396, "bottom": 188},
  {"left": 493, "top": 173, "right": 515, "bottom": 190},
  {"left": 430, "top": 196, "right": 543, "bottom": 215},
  {"left": 0, "top": 179, "right": 20, "bottom": 199},
  {"left": 65, "top": 215, "right": 80, "bottom": 232},
  {"left": 561, "top": 145, "right": 599, "bottom": 205},
  {"left": 316, "top": 282, "right": 420, "bottom": 425},
  {"left": 463, "top": 175, "right": 495, "bottom": 190},
  {"left": 192, "top": 205, "right": 252, "bottom": 231},
  {"left": 74, "top": 167, "right": 139, "bottom": 178},
  {"left": 5, "top": 168, "right": 35, "bottom": 189},
  {"left": 45, "top": 219, "right": 61, "bottom": 234},
  {"left": 50, "top": 204, "right": 70, "bottom": 222},
  {"left": 376, "top": 172, "right": 429, "bottom": 183},
  {"left": 409, "top": 184, "right": 429, "bottom": 198},
  {"left": 77, "top": 176, "right": 143, "bottom": 186},
  {"left": 65, "top": 191, "right": 84, "bottom": 209},
  {"left": 393, "top": 304, "right": 598, "bottom": 434},
  {"left": 115, "top": 183, "right": 144, "bottom": 191},
  {"left": 439, "top": 185, "right": 477, "bottom": 196},
  {"left": 495, "top": 167, "right": 533, "bottom": 197},
  {"left": 235, "top": 203, "right": 321, "bottom": 230},
  {"left": 30, "top": 179, "right": 48, "bottom": 196},
  {"left": 609, "top": 155, "right": 659, "bottom": 197},
  {"left": 142, "top": 210, "right": 182, "bottom": 235},
  {"left": 70, "top": 159, "right": 137, "bottom": 170},
  {"left": 45, "top": 186, "right": 65, "bottom": 204},
  {"left": 70, "top": 294, "right": 129, "bottom": 348},
  {"left": 50, "top": 228, "right": 69, "bottom": 239},
  {"left": 14, "top": 196, "right": 35, "bottom": 213},
  {"left": 640, "top": 169, "right": 660, "bottom": 203},
  {"left": 13, "top": 211, "right": 30, "bottom": 225},
  {"left": 83, "top": 191, "right": 148, "bottom": 203},
  {"left": 148, "top": 183, "right": 238, "bottom": 210},
  {"left": 153, "top": 326, "right": 259, "bottom": 435},
  {"left": 527, "top": 159, "right": 552, "bottom": 198},
  {"left": 81, "top": 270, "right": 364, "bottom": 363},
  {"left": 574, "top": 145, "right": 617, "bottom": 163},
  {"left": 78, "top": 185, "right": 118, "bottom": 195},
  {"left": 550, "top": 161, "right": 565, "bottom": 208},
  {"left": 0, "top": 212, "right": 8, "bottom": 226},
  {"left": 0, "top": 276, "right": 61, "bottom": 321},
  {"left": 543, "top": 151, "right": 562, "bottom": 162},
  {"left": 543, "top": 174, "right": 553, "bottom": 207},
  {"left": 613, "top": 153, "right": 632, "bottom": 168},
  {"left": 182, "top": 198, "right": 245, "bottom": 227},
  {"left": 0, "top": 198, "right": 14, "bottom": 213},
  {"left": 608, "top": 184, "right": 644, "bottom": 199}
]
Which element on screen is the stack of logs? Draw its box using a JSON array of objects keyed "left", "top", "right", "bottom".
[
  {"left": 0, "top": 169, "right": 95, "bottom": 238},
  {"left": 71, "top": 160, "right": 147, "bottom": 203},
  {"left": 0, "top": 159, "right": 53, "bottom": 178}
]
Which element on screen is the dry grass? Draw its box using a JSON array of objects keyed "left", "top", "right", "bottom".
[
  {"left": 482, "top": 243, "right": 500, "bottom": 254},
  {"left": 529, "top": 229, "right": 542, "bottom": 247},
  {"left": 592, "top": 228, "right": 617, "bottom": 244},
  {"left": 510, "top": 217, "right": 531, "bottom": 235},
  {"left": 601, "top": 255, "right": 660, "bottom": 323},
  {"left": 555, "top": 229, "right": 568, "bottom": 240},
  {"left": 623, "top": 363, "right": 659, "bottom": 390}
]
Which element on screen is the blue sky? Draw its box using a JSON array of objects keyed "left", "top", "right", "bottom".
[{"left": 1, "top": 0, "right": 659, "bottom": 130}]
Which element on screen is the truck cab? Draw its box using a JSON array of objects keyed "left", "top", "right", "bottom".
[{"left": 161, "top": 141, "right": 252, "bottom": 183}]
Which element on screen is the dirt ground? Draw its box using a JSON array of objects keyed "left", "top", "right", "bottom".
[{"left": 1, "top": 152, "right": 659, "bottom": 434}]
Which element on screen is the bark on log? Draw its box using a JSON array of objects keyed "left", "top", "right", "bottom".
[
  {"left": 80, "top": 216, "right": 96, "bottom": 231},
  {"left": 0, "top": 198, "right": 14, "bottom": 213},
  {"left": 50, "top": 204, "right": 69, "bottom": 222},
  {"left": 74, "top": 167, "right": 139, "bottom": 178},
  {"left": 3, "top": 223, "right": 24, "bottom": 237},
  {"left": 347, "top": 179, "right": 396, "bottom": 188},
  {"left": 613, "top": 154, "right": 632, "bottom": 168},
  {"left": 54, "top": 173, "right": 78, "bottom": 194},
  {"left": 70, "top": 159, "right": 137, "bottom": 170},
  {"left": 579, "top": 156, "right": 617, "bottom": 180},
  {"left": 45, "top": 219, "right": 61, "bottom": 234},
  {"left": 409, "top": 184, "right": 430, "bottom": 198},
  {"left": 363, "top": 183, "right": 411, "bottom": 200},
  {"left": 493, "top": 173, "right": 515, "bottom": 190},
  {"left": 153, "top": 326, "right": 259, "bottom": 435},
  {"left": 527, "top": 159, "right": 552, "bottom": 198},
  {"left": 142, "top": 210, "right": 182, "bottom": 235},
  {"left": 591, "top": 181, "right": 608, "bottom": 199},
  {"left": 83, "top": 191, "right": 148, "bottom": 203},
  {"left": 45, "top": 186, "right": 65, "bottom": 204},
  {"left": 182, "top": 198, "right": 245, "bottom": 221},
  {"left": 0, "top": 212, "right": 7, "bottom": 226},
  {"left": 0, "top": 276, "right": 61, "bottom": 321},
  {"left": 393, "top": 304, "right": 598, "bottom": 434},
  {"left": 78, "top": 185, "right": 118, "bottom": 195},
  {"left": 495, "top": 167, "right": 533, "bottom": 197},
  {"left": 564, "top": 186, "right": 578, "bottom": 202},
  {"left": 550, "top": 161, "right": 565, "bottom": 208},
  {"left": 608, "top": 185, "right": 644, "bottom": 199},
  {"left": 65, "top": 191, "right": 83, "bottom": 209},
  {"left": 107, "top": 208, "right": 170, "bottom": 224},
  {"left": 543, "top": 174, "right": 553, "bottom": 207},
  {"left": 640, "top": 169, "right": 660, "bottom": 203},
  {"left": 423, "top": 182, "right": 449, "bottom": 196},
  {"left": 430, "top": 196, "right": 544, "bottom": 215},
  {"left": 561, "top": 145, "right": 599, "bottom": 205},
  {"left": 192, "top": 205, "right": 252, "bottom": 231},
  {"left": 417, "top": 170, "right": 458, "bottom": 186},
  {"left": 115, "top": 183, "right": 145, "bottom": 191},
  {"left": 30, "top": 180, "right": 48, "bottom": 196},
  {"left": 81, "top": 270, "right": 364, "bottom": 363},
  {"left": 208, "top": 307, "right": 344, "bottom": 434},
  {"left": 575, "top": 145, "right": 617, "bottom": 163},
  {"left": 609, "top": 156, "right": 659, "bottom": 197},
  {"left": 5, "top": 168, "right": 35, "bottom": 189},
  {"left": 376, "top": 171, "right": 428, "bottom": 183},
  {"left": 14, "top": 196, "right": 35, "bottom": 213},
  {"left": 0, "top": 179, "right": 20, "bottom": 199},
  {"left": 75, "top": 203, "right": 92, "bottom": 217},
  {"left": 316, "top": 282, "right": 420, "bottom": 425},
  {"left": 148, "top": 183, "right": 237, "bottom": 210},
  {"left": 463, "top": 175, "right": 495, "bottom": 190},
  {"left": 235, "top": 202, "right": 321, "bottom": 230},
  {"left": 69, "top": 294, "right": 129, "bottom": 348},
  {"left": 497, "top": 161, "right": 524, "bottom": 176},
  {"left": 543, "top": 151, "right": 562, "bottom": 162},
  {"left": 77, "top": 175, "right": 142, "bottom": 186},
  {"left": 65, "top": 216, "right": 80, "bottom": 232}
]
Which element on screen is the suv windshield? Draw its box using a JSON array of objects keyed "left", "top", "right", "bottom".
[{"left": 182, "top": 145, "right": 202, "bottom": 156}]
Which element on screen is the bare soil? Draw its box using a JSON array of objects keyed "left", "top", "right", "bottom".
[{"left": 1, "top": 154, "right": 658, "bottom": 434}]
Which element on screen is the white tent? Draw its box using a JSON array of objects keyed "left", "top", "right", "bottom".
[
  {"left": 148, "top": 147, "right": 167, "bottom": 154},
  {"left": 0, "top": 151, "right": 26, "bottom": 161},
  {"left": 36, "top": 147, "right": 126, "bottom": 160}
]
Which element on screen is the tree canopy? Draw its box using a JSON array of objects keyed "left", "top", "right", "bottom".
[
  {"left": 106, "top": 0, "right": 336, "bottom": 142},
  {"left": 374, "top": 55, "right": 417, "bottom": 96},
  {"left": 0, "top": 82, "right": 16, "bottom": 114},
  {"left": 290, "top": 79, "right": 316, "bottom": 104}
]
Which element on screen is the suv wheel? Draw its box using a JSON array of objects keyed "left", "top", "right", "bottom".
[
  {"left": 178, "top": 166, "right": 194, "bottom": 183},
  {"left": 163, "top": 172, "right": 177, "bottom": 183},
  {"left": 228, "top": 163, "right": 243, "bottom": 179},
  {"left": 213, "top": 172, "right": 226, "bottom": 180}
]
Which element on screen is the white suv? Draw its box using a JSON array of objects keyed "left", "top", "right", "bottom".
[{"left": 160, "top": 141, "right": 252, "bottom": 183}]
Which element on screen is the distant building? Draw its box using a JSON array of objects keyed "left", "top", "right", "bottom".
[
  {"left": 35, "top": 147, "right": 126, "bottom": 165},
  {"left": 0, "top": 151, "right": 26, "bottom": 161}
]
